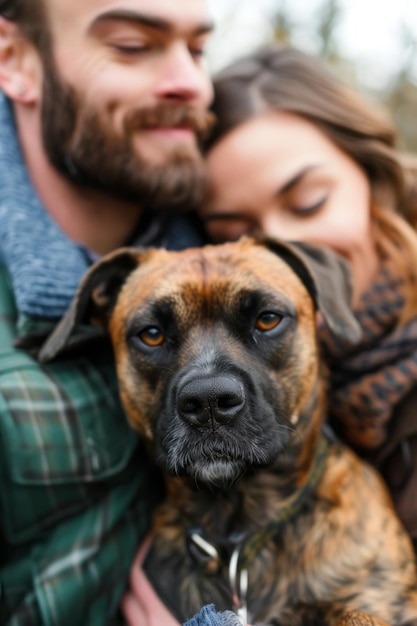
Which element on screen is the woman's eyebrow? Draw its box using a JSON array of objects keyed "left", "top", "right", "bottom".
[
  {"left": 89, "top": 9, "right": 214, "bottom": 37},
  {"left": 277, "top": 164, "right": 323, "bottom": 196}
]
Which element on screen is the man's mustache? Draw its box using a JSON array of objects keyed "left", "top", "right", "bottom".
[{"left": 124, "top": 104, "right": 216, "bottom": 142}]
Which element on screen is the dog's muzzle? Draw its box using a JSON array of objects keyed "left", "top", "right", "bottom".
[
  {"left": 177, "top": 375, "right": 246, "bottom": 428},
  {"left": 157, "top": 361, "right": 287, "bottom": 486}
]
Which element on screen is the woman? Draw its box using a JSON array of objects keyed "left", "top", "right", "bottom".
[{"left": 200, "top": 44, "right": 417, "bottom": 548}]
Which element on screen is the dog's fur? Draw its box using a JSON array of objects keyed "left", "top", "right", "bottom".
[{"left": 39, "top": 238, "right": 417, "bottom": 626}]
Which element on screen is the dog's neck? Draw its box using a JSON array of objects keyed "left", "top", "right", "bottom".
[{"left": 157, "top": 417, "right": 328, "bottom": 541}]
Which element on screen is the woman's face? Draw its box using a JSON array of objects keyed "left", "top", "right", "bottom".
[{"left": 202, "top": 111, "right": 379, "bottom": 303}]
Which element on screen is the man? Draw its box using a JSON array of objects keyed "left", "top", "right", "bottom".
[{"left": 0, "top": 0, "right": 215, "bottom": 624}]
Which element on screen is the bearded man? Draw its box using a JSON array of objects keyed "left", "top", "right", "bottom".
[{"left": 0, "top": 1, "right": 217, "bottom": 624}]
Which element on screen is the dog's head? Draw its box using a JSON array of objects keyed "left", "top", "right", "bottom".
[{"left": 39, "top": 238, "right": 360, "bottom": 487}]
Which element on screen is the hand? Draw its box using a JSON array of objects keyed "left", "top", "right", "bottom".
[
  {"left": 121, "top": 537, "right": 253, "bottom": 626},
  {"left": 121, "top": 536, "right": 181, "bottom": 626}
]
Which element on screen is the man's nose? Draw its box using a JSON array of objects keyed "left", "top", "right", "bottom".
[{"left": 155, "top": 43, "right": 213, "bottom": 105}]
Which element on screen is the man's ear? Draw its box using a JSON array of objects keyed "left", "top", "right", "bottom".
[
  {"left": 0, "top": 17, "right": 42, "bottom": 103},
  {"left": 38, "top": 248, "right": 144, "bottom": 363}
]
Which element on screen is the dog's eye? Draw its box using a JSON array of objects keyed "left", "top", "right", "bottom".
[
  {"left": 138, "top": 326, "right": 165, "bottom": 347},
  {"left": 255, "top": 312, "right": 282, "bottom": 332}
]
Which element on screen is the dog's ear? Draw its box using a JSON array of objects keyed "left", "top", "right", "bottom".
[
  {"left": 38, "top": 247, "right": 143, "bottom": 363},
  {"left": 263, "top": 238, "right": 362, "bottom": 345}
]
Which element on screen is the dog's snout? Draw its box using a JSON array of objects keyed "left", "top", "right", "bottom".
[{"left": 177, "top": 376, "right": 245, "bottom": 427}]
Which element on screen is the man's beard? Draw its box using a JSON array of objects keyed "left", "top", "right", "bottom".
[{"left": 40, "top": 65, "right": 215, "bottom": 211}]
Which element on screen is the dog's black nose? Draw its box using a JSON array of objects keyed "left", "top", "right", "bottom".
[{"left": 177, "top": 376, "right": 245, "bottom": 427}]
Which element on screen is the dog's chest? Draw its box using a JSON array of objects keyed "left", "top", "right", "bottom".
[
  {"left": 144, "top": 506, "right": 336, "bottom": 623},
  {"left": 144, "top": 474, "right": 416, "bottom": 626}
]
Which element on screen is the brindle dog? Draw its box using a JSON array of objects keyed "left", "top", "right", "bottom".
[{"left": 39, "top": 238, "right": 417, "bottom": 626}]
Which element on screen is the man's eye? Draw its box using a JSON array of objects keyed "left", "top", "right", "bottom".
[
  {"left": 138, "top": 326, "right": 165, "bottom": 347},
  {"left": 189, "top": 47, "right": 205, "bottom": 59},
  {"left": 112, "top": 44, "right": 149, "bottom": 56},
  {"left": 255, "top": 312, "right": 283, "bottom": 332},
  {"left": 189, "top": 35, "right": 208, "bottom": 59}
]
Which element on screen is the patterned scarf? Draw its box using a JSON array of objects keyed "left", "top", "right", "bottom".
[{"left": 318, "top": 260, "right": 417, "bottom": 451}]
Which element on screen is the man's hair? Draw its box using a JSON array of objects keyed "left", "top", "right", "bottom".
[
  {"left": 0, "top": 0, "right": 48, "bottom": 51},
  {"left": 0, "top": 0, "right": 19, "bottom": 20}
]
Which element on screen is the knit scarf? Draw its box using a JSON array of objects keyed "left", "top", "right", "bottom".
[
  {"left": 0, "top": 92, "right": 92, "bottom": 319},
  {"left": 318, "top": 260, "right": 417, "bottom": 451}
]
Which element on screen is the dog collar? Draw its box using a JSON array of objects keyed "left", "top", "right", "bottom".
[
  {"left": 187, "top": 529, "right": 249, "bottom": 624},
  {"left": 186, "top": 431, "right": 332, "bottom": 622}
]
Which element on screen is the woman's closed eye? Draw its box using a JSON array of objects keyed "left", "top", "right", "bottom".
[
  {"left": 289, "top": 194, "right": 328, "bottom": 216},
  {"left": 281, "top": 177, "right": 332, "bottom": 217},
  {"left": 202, "top": 214, "right": 256, "bottom": 243}
]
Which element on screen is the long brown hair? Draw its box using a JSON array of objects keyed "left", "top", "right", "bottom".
[{"left": 208, "top": 44, "right": 417, "bottom": 319}]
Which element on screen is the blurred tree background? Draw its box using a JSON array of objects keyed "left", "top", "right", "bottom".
[
  {"left": 272, "top": 0, "right": 417, "bottom": 152},
  {"left": 208, "top": 0, "right": 417, "bottom": 153}
]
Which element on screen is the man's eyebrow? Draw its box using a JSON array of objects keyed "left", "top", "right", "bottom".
[
  {"left": 277, "top": 165, "right": 322, "bottom": 196},
  {"left": 89, "top": 9, "right": 215, "bottom": 36}
]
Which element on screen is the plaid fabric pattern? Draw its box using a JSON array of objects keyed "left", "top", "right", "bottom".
[{"left": 0, "top": 266, "right": 163, "bottom": 625}]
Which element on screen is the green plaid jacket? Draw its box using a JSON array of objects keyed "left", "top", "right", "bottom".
[{"left": 0, "top": 265, "right": 162, "bottom": 625}]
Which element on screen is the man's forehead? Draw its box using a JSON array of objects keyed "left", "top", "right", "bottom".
[{"left": 44, "top": 0, "right": 213, "bottom": 33}]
